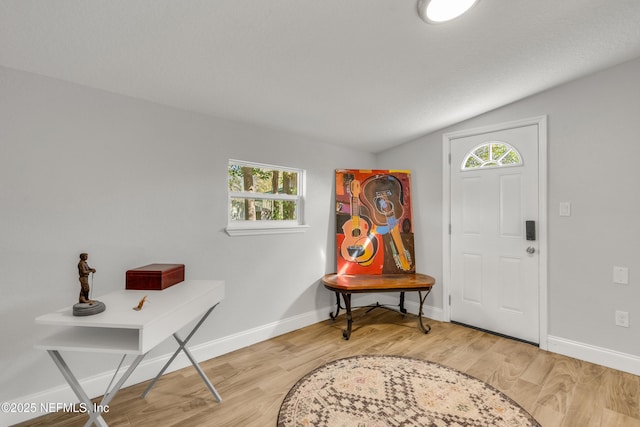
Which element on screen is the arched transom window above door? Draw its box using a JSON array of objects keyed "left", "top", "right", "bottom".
[{"left": 461, "top": 141, "right": 522, "bottom": 170}]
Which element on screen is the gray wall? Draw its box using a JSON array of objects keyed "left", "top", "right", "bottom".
[
  {"left": 378, "top": 56, "right": 640, "bottom": 359},
  {"left": 0, "top": 66, "right": 376, "bottom": 414}
]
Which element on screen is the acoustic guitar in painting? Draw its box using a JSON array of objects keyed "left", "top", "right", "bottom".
[
  {"left": 340, "top": 179, "right": 378, "bottom": 266},
  {"left": 361, "top": 175, "right": 404, "bottom": 226},
  {"left": 376, "top": 193, "right": 412, "bottom": 271},
  {"left": 361, "top": 175, "right": 412, "bottom": 271}
]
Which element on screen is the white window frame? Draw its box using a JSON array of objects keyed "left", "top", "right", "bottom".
[
  {"left": 225, "top": 159, "right": 309, "bottom": 236},
  {"left": 460, "top": 141, "right": 523, "bottom": 171}
]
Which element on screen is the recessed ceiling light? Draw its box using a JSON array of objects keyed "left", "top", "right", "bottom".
[{"left": 417, "top": 0, "right": 479, "bottom": 24}]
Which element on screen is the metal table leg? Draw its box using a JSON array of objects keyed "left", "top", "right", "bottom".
[
  {"left": 341, "top": 293, "right": 353, "bottom": 340},
  {"left": 141, "top": 303, "right": 221, "bottom": 401},
  {"left": 399, "top": 291, "right": 407, "bottom": 314},
  {"left": 417, "top": 289, "right": 432, "bottom": 333},
  {"left": 48, "top": 350, "right": 146, "bottom": 427},
  {"left": 329, "top": 291, "right": 342, "bottom": 320}
]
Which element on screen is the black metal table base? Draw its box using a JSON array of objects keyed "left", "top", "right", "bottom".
[{"left": 329, "top": 291, "right": 432, "bottom": 340}]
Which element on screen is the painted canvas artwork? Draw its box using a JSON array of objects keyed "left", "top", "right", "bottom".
[{"left": 335, "top": 169, "right": 415, "bottom": 275}]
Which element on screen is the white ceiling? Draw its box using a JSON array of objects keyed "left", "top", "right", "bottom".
[{"left": 2, "top": 1, "right": 640, "bottom": 153}]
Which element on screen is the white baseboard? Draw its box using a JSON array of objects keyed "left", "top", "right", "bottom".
[
  {"left": 3, "top": 306, "right": 332, "bottom": 426},
  {"left": 404, "top": 300, "right": 444, "bottom": 322},
  {"left": 547, "top": 335, "right": 640, "bottom": 376}
]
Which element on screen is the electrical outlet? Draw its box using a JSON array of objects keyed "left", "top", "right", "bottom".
[
  {"left": 613, "top": 266, "right": 629, "bottom": 285},
  {"left": 615, "top": 310, "right": 629, "bottom": 328}
]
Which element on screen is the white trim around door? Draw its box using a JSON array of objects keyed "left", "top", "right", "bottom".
[{"left": 442, "top": 116, "right": 548, "bottom": 350}]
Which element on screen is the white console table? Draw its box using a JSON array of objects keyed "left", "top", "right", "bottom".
[{"left": 35, "top": 280, "right": 225, "bottom": 427}]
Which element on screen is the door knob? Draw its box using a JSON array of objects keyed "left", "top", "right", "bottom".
[{"left": 526, "top": 246, "right": 536, "bottom": 254}]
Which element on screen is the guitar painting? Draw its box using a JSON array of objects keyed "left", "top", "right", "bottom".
[
  {"left": 340, "top": 179, "right": 378, "bottom": 266},
  {"left": 336, "top": 170, "right": 415, "bottom": 275},
  {"left": 361, "top": 175, "right": 412, "bottom": 271}
]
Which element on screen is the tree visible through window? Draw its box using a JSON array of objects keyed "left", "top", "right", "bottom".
[
  {"left": 461, "top": 141, "right": 522, "bottom": 170},
  {"left": 228, "top": 160, "right": 302, "bottom": 222}
]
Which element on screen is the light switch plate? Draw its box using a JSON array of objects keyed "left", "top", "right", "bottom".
[
  {"left": 559, "top": 202, "right": 571, "bottom": 217},
  {"left": 614, "top": 266, "right": 629, "bottom": 285}
]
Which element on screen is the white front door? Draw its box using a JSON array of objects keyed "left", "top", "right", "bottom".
[{"left": 449, "top": 123, "right": 540, "bottom": 343}]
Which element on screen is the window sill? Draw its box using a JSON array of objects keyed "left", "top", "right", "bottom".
[{"left": 225, "top": 224, "right": 310, "bottom": 237}]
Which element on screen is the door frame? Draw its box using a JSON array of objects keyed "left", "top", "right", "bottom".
[{"left": 442, "top": 116, "right": 548, "bottom": 350}]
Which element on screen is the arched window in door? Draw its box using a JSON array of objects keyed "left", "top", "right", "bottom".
[{"left": 461, "top": 141, "right": 522, "bottom": 170}]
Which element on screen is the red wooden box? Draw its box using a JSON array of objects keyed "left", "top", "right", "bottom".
[{"left": 125, "top": 263, "right": 185, "bottom": 290}]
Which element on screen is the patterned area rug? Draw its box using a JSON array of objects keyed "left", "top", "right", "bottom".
[{"left": 278, "top": 355, "right": 540, "bottom": 426}]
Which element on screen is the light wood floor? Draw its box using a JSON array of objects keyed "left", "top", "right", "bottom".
[{"left": 16, "top": 309, "right": 640, "bottom": 427}]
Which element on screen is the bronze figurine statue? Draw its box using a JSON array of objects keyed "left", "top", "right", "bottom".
[
  {"left": 78, "top": 253, "right": 96, "bottom": 304},
  {"left": 73, "top": 253, "right": 106, "bottom": 316}
]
